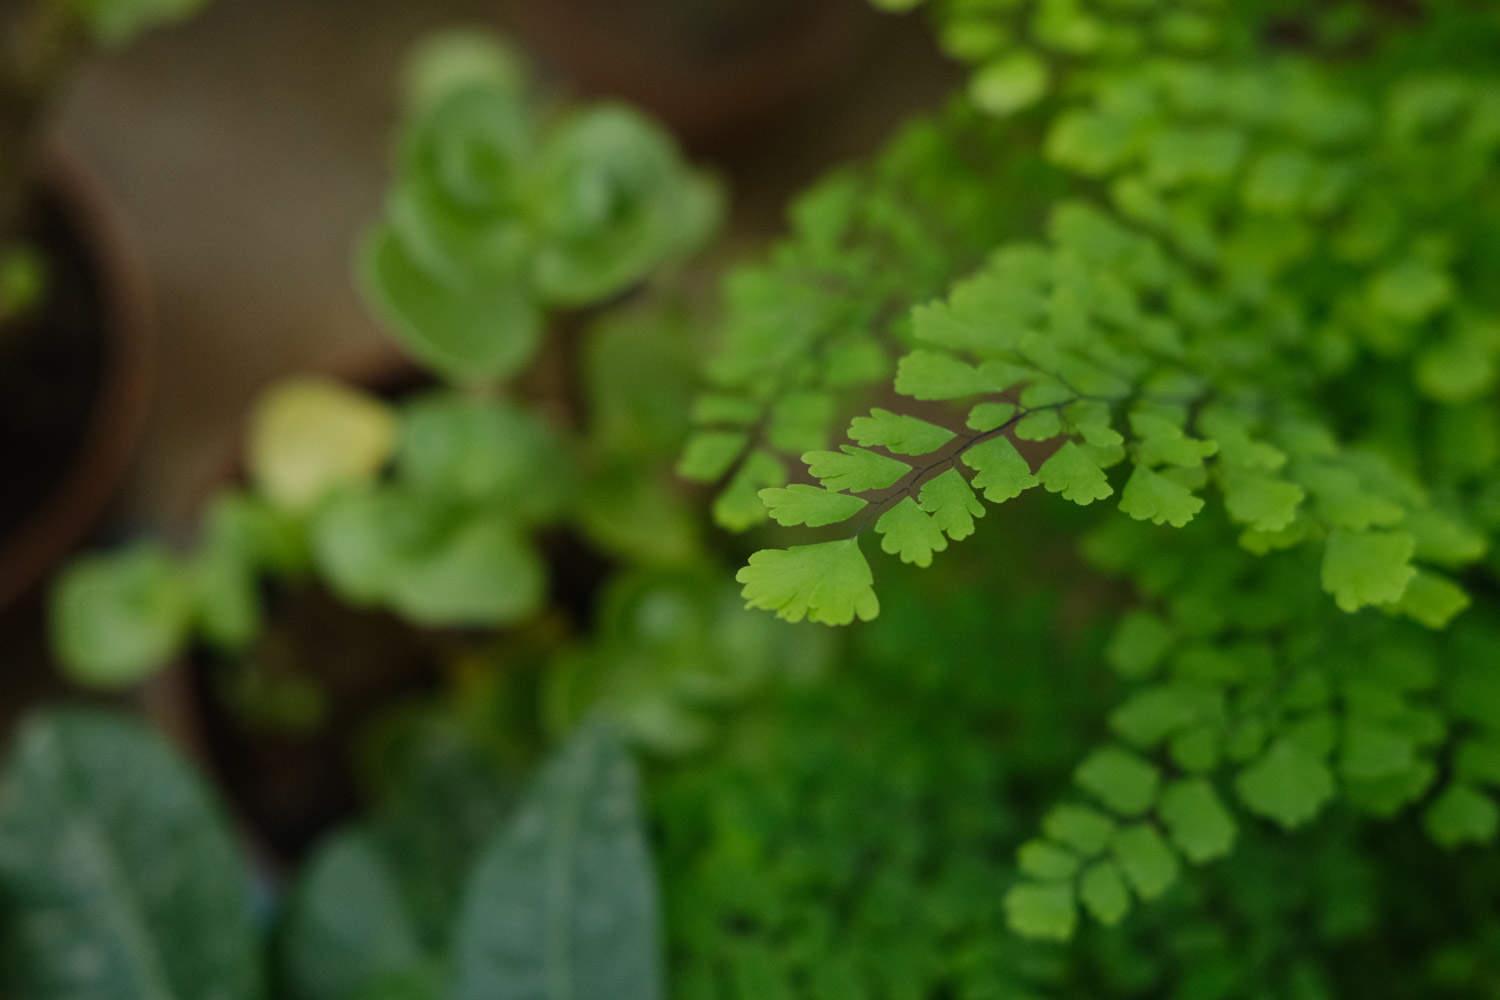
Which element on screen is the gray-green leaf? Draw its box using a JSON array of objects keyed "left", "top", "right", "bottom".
[{"left": 449, "top": 723, "right": 662, "bottom": 1000}]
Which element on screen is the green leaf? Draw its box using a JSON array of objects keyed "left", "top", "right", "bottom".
[
  {"left": 1004, "top": 882, "right": 1077, "bottom": 941},
  {"left": 1158, "top": 779, "right": 1237, "bottom": 864},
  {"left": 1110, "top": 684, "right": 1217, "bottom": 748},
  {"left": 712, "top": 450, "right": 786, "bottom": 532},
  {"left": 189, "top": 531, "right": 261, "bottom": 653},
  {"left": 962, "top": 436, "right": 1039, "bottom": 503},
  {"left": 312, "top": 487, "right": 544, "bottom": 626},
  {"left": 282, "top": 832, "right": 436, "bottom": 1000},
  {"left": 1220, "top": 470, "right": 1305, "bottom": 532},
  {"left": 1394, "top": 571, "right": 1470, "bottom": 629},
  {"left": 1301, "top": 464, "right": 1405, "bottom": 531},
  {"left": 804, "top": 446, "right": 911, "bottom": 493},
  {"left": 1078, "top": 861, "right": 1131, "bottom": 925},
  {"left": 1368, "top": 258, "right": 1452, "bottom": 324},
  {"left": 449, "top": 724, "right": 663, "bottom": 1000},
  {"left": 917, "top": 469, "right": 985, "bottom": 541},
  {"left": 1075, "top": 746, "right": 1160, "bottom": 817},
  {"left": 1038, "top": 442, "right": 1114, "bottom": 505},
  {"left": 967, "top": 401, "right": 1017, "bottom": 432},
  {"left": 1017, "top": 840, "right": 1080, "bottom": 881},
  {"left": 894, "top": 350, "right": 1005, "bottom": 400},
  {"left": 532, "top": 106, "right": 720, "bottom": 305},
  {"left": 759, "top": 485, "right": 867, "bottom": 528},
  {"left": 768, "top": 392, "right": 837, "bottom": 454},
  {"left": 678, "top": 431, "right": 748, "bottom": 482},
  {"left": 0, "top": 710, "right": 262, "bottom": 998},
  {"left": 847, "top": 408, "right": 956, "bottom": 456},
  {"left": 397, "top": 393, "right": 568, "bottom": 517},
  {"left": 1106, "top": 611, "right": 1173, "bottom": 679},
  {"left": 738, "top": 540, "right": 880, "bottom": 626},
  {"left": 249, "top": 377, "right": 398, "bottom": 512},
  {"left": 1340, "top": 719, "right": 1416, "bottom": 780},
  {"left": 971, "top": 53, "right": 1051, "bottom": 116},
  {"left": 1321, "top": 529, "right": 1417, "bottom": 612},
  {"left": 359, "top": 225, "right": 542, "bottom": 386},
  {"left": 875, "top": 497, "right": 948, "bottom": 567},
  {"left": 1110, "top": 824, "right": 1180, "bottom": 901},
  {"left": 388, "top": 514, "right": 546, "bottom": 628},
  {"left": 1424, "top": 784, "right": 1499, "bottom": 849},
  {"left": 1015, "top": 409, "right": 1064, "bottom": 442},
  {"left": 1043, "top": 805, "right": 1117, "bottom": 857},
  {"left": 1118, "top": 465, "right": 1204, "bottom": 528},
  {"left": 1235, "top": 737, "right": 1335, "bottom": 829},
  {"left": 50, "top": 545, "right": 193, "bottom": 688}
]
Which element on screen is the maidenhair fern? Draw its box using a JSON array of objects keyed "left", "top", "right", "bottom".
[{"left": 688, "top": 0, "right": 1500, "bottom": 942}]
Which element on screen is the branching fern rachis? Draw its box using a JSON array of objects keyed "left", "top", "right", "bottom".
[{"left": 685, "top": 0, "right": 1500, "bottom": 941}]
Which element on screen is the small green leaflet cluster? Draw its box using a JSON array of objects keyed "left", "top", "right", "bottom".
[
  {"left": 360, "top": 36, "right": 719, "bottom": 385},
  {"left": 659, "top": 544, "right": 1500, "bottom": 995},
  {"left": 0, "top": 710, "right": 665, "bottom": 1000},
  {"left": 51, "top": 378, "right": 568, "bottom": 686},
  {"left": 677, "top": 102, "right": 1053, "bottom": 531},
  {"left": 1005, "top": 511, "right": 1500, "bottom": 941},
  {"left": 50, "top": 32, "right": 725, "bottom": 691},
  {"left": 730, "top": 199, "right": 1477, "bottom": 626},
  {"left": 708, "top": 0, "right": 1500, "bottom": 627}
]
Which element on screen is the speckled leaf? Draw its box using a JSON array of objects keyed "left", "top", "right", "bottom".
[
  {"left": 449, "top": 723, "right": 662, "bottom": 1000},
  {"left": 0, "top": 710, "right": 263, "bottom": 1000}
]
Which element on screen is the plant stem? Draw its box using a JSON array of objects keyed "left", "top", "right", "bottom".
[{"left": 0, "top": 0, "right": 88, "bottom": 241}]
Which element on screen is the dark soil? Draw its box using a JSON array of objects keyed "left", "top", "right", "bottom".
[{"left": 0, "top": 189, "right": 106, "bottom": 551}]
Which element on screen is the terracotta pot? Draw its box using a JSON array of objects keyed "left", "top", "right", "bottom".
[
  {"left": 508, "top": 0, "right": 872, "bottom": 151},
  {"left": 0, "top": 147, "right": 153, "bottom": 608}
]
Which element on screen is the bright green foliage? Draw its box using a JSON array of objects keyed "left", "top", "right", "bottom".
[
  {"left": 361, "top": 61, "right": 717, "bottom": 384},
  {"left": 1321, "top": 528, "right": 1417, "bottom": 613},
  {"left": 706, "top": 1, "right": 1499, "bottom": 629},
  {"left": 531, "top": 107, "right": 720, "bottom": 306},
  {"left": 0, "top": 711, "right": 263, "bottom": 997},
  {"left": 1039, "top": 442, "right": 1116, "bottom": 506},
  {"left": 50, "top": 544, "right": 194, "bottom": 686},
  {"left": 876, "top": 497, "right": 949, "bottom": 567},
  {"left": 1158, "top": 779, "right": 1237, "bottom": 864},
  {"left": 736, "top": 540, "right": 879, "bottom": 626},
  {"left": 758, "top": 484, "right": 867, "bottom": 528},
  {"left": 1075, "top": 746, "right": 1159, "bottom": 817},
  {"left": 658, "top": 536, "right": 1500, "bottom": 994},
  {"left": 677, "top": 0, "right": 1500, "bottom": 951},
  {"left": 962, "top": 435, "right": 1037, "bottom": 502},
  {"left": 683, "top": 103, "right": 1050, "bottom": 529},
  {"left": 918, "top": 468, "right": 984, "bottom": 540},
  {"left": 803, "top": 445, "right": 910, "bottom": 493},
  {"left": 971, "top": 52, "right": 1050, "bottom": 116},
  {"left": 848, "top": 407, "right": 955, "bottom": 455}
]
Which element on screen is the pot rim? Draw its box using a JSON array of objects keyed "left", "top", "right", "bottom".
[{"left": 0, "top": 142, "right": 156, "bottom": 609}]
